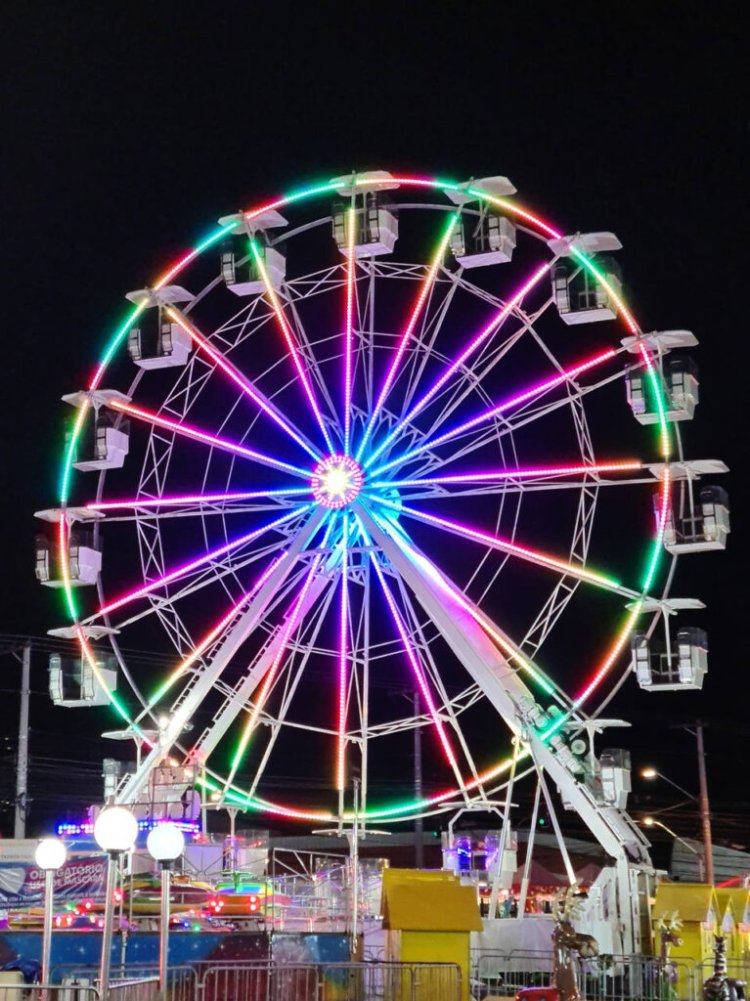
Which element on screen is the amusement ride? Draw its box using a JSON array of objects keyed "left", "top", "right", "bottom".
[{"left": 34, "top": 170, "right": 729, "bottom": 953}]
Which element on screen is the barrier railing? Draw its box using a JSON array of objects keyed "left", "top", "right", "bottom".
[
  {"left": 196, "top": 960, "right": 461, "bottom": 1001},
  {"left": 473, "top": 950, "right": 699, "bottom": 1001},
  {"left": 0, "top": 985, "right": 100, "bottom": 1001},
  {"left": 26, "top": 958, "right": 461, "bottom": 1001}
]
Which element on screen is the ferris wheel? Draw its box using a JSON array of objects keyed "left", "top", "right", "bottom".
[{"left": 36, "top": 170, "right": 729, "bottom": 833}]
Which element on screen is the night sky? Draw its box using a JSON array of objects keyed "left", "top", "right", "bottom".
[{"left": 2, "top": 2, "right": 747, "bottom": 857}]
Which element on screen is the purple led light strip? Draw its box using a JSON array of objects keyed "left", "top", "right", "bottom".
[
  {"left": 343, "top": 208, "right": 356, "bottom": 456},
  {"left": 249, "top": 240, "right": 334, "bottom": 454},
  {"left": 94, "top": 505, "right": 310, "bottom": 620},
  {"left": 88, "top": 487, "right": 312, "bottom": 511},
  {"left": 377, "top": 498, "right": 621, "bottom": 590},
  {"left": 370, "top": 348, "right": 616, "bottom": 478},
  {"left": 365, "top": 535, "right": 461, "bottom": 776},
  {"left": 227, "top": 521, "right": 335, "bottom": 791},
  {"left": 166, "top": 308, "right": 321, "bottom": 461},
  {"left": 369, "top": 460, "right": 643, "bottom": 491},
  {"left": 110, "top": 400, "right": 312, "bottom": 479},
  {"left": 355, "top": 214, "right": 458, "bottom": 461},
  {"left": 365, "top": 262, "right": 551, "bottom": 468}
]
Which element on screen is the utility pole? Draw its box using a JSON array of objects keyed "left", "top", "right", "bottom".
[
  {"left": 695, "top": 722, "right": 714, "bottom": 885},
  {"left": 14, "top": 643, "right": 31, "bottom": 838}
]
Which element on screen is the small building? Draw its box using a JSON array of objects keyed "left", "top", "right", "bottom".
[
  {"left": 381, "top": 868, "right": 482, "bottom": 1001},
  {"left": 653, "top": 883, "right": 720, "bottom": 998},
  {"left": 716, "top": 888, "right": 750, "bottom": 963}
]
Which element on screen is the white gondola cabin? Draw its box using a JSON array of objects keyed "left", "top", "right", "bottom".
[
  {"left": 627, "top": 356, "right": 699, "bottom": 424},
  {"left": 332, "top": 192, "right": 398, "bottom": 257},
  {"left": 663, "top": 486, "right": 730, "bottom": 553},
  {"left": 632, "top": 627, "right": 708, "bottom": 691},
  {"left": 73, "top": 411, "right": 130, "bottom": 472},
  {"left": 49, "top": 652, "right": 117, "bottom": 707},
  {"left": 221, "top": 235, "right": 286, "bottom": 295},
  {"left": 35, "top": 529, "right": 102, "bottom": 587},
  {"left": 450, "top": 213, "right": 516, "bottom": 268},
  {"left": 553, "top": 255, "right": 623, "bottom": 324}
]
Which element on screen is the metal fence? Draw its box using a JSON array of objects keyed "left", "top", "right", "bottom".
[
  {"left": 196, "top": 960, "right": 461, "bottom": 1001},
  {"left": 473, "top": 949, "right": 700, "bottom": 1001},
  {"left": 16, "top": 959, "right": 460, "bottom": 1001},
  {"left": 0, "top": 985, "right": 100, "bottom": 1001}
]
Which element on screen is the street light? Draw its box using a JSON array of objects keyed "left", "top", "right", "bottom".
[
  {"left": 147, "top": 823, "right": 185, "bottom": 999},
  {"left": 35, "top": 837, "right": 67, "bottom": 988},
  {"left": 640, "top": 766, "right": 698, "bottom": 802},
  {"left": 94, "top": 806, "right": 138, "bottom": 1001},
  {"left": 642, "top": 816, "right": 706, "bottom": 881}
]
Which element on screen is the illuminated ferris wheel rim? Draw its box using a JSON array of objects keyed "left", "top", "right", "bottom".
[{"left": 54, "top": 172, "right": 673, "bottom": 824}]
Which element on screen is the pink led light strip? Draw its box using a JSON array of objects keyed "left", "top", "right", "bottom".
[
  {"left": 337, "top": 518, "right": 349, "bottom": 792},
  {"left": 343, "top": 208, "right": 356, "bottom": 456},
  {"left": 165, "top": 308, "right": 321, "bottom": 461},
  {"left": 226, "top": 525, "right": 334, "bottom": 792},
  {"left": 87, "top": 487, "right": 310, "bottom": 511},
  {"left": 366, "top": 262, "right": 552, "bottom": 468},
  {"left": 109, "top": 399, "right": 310, "bottom": 479},
  {"left": 369, "top": 552, "right": 461, "bottom": 776},
  {"left": 373, "top": 514, "right": 556, "bottom": 694},
  {"left": 249, "top": 240, "right": 334, "bottom": 453},
  {"left": 371, "top": 460, "right": 643, "bottom": 490},
  {"left": 356, "top": 214, "right": 458, "bottom": 461},
  {"left": 144, "top": 551, "right": 291, "bottom": 712},
  {"left": 372, "top": 348, "right": 617, "bottom": 477},
  {"left": 94, "top": 506, "right": 307, "bottom": 620},
  {"left": 384, "top": 499, "right": 622, "bottom": 591}
]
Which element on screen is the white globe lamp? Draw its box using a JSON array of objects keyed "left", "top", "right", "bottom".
[
  {"left": 94, "top": 806, "right": 139, "bottom": 854},
  {"left": 36, "top": 837, "right": 68, "bottom": 986},
  {"left": 147, "top": 823, "right": 185, "bottom": 866},
  {"left": 35, "top": 837, "right": 67, "bottom": 871},
  {"left": 146, "top": 823, "right": 185, "bottom": 995}
]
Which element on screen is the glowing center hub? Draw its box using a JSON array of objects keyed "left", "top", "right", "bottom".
[{"left": 311, "top": 454, "right": 363, "bottom": 509}]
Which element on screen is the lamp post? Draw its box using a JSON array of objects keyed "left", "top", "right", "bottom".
[
  {"left": 146, "top": 823, "right": 185, "bottom": 999},
  {"left": 641, "top": 762, "right": 714, "bottom": 883},
  {"left": 640, "top": 766, "right": 697, "bottom": 802},
  {"left": 35, "top": 837, "right": 67, "bottom": 988},
  {"left": 94, "top": 806, "right": 138, "bottom": 1001},
  {"left": 642, "top": 816, "right": 706, "bottom": 881}
]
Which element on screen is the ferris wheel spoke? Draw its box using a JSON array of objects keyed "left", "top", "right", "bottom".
[
  {"left": 365, "top": 261, "right": 552, "bottom": 469},
  {"left": 367, "top": 543, "right": 466, "bottom": 789},
  {"left": 399, "top": 271, "right": 461, "bottom": 418},
  {"left": 416, "top": 299, "right": 556, "bottom": 446},
  {"left": 372, "top": 460, "right": 644, "bottom": 493},
  {"left": 337, "top": 516, "right": 350, "bottom": 807},
  {"left": 115, "top": 508, "right": 328, "bottom": 807},
  {"left": 186, "top": 566, "right": 333, "bottom": 770},
  {"left": 222, "top": 520, "right": 336, "bottom": 796},
  {"left": 108, "top": 398, "right": 312, "bottom": 479},
  {"left": 355, "top": 213, "right": 459, "bottom": 461},
  {"left": 107, "top": 537, "right": 297, "bottom": 635},
  {"left": 90, "top": 505, "right": 311, "bottom": 621},
  {"left": 377, "top": 498, "right": 640, "bottom": 600},
  {"left": 249, "top": 239, "right": 335, "bottom": 453},
  {"left": 369, "top": 346, "right": 617, "bottom": 479},
  {"left": 342, "top": 208, "right": 357, "bottom": 455},
  {"left": 394, "top": 579, "right": 488, "bottom": 798},
  {"left": 361, "top": 506, "right": 575, "bottom": 710},
  {"left": 86, "top": 486, "right": 312, "bottom": 514},
  {"left": 164, "top": 307, "right": 322, "bottom": 461},
  {"left": 134, "top": 549, "right": 294, "bottom": 718},
  {"left": 244, "top": 576, "right": 339, "bottom": 803}
]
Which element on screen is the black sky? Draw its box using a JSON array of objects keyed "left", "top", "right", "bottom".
[{"left": 1, "top": 2, "right": 748, "bottom": 844}]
